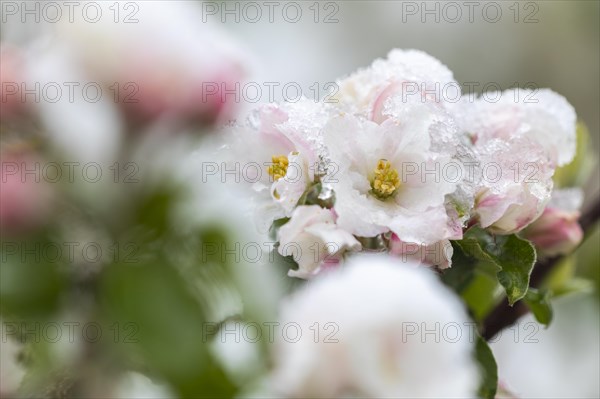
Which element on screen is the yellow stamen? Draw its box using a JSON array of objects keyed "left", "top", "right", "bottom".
[
  {"left": 371, "top": 159, "right": 400, "bottom": 199},
  {"left": 268, "top": 155, "right": 289, "bottom": 181}
]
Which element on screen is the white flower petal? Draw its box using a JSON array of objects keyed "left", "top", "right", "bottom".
[{"left": 271, "top": 254, "right": 479, "bottom": 397}]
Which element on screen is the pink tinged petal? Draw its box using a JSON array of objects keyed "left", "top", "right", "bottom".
[
  {"left": 463, "top": 89, "right": 576, "bottom": 166},
  {"left": 387, "top": 206, "right": 453, "bottom": 246},
  {"left": 475, "top": 187, "right": 533, "bottom": 233},
  {"left": 371, "top": 81, "right": 407, "bottom": 124},
  {"left": 257, "top": 105, "right": 295, "bottom": 153},
  {"left": 389, "top": 235, "right": 453, "bottom": 269},
  {"left": 278, "top": 206, "right": 361, "bottom": 279},
  {"left": 271, "top": 153, "right": 310, "bottom": 216},
  {"left": 371, "top": 80, "right": 449, "bottom": 124},
  {"left": 336, "top": 48, "right": 458, "bottom": 118},
  {"left": 484, "top": 189, "right": 547, "bottom": 235},
  {"left": 522, "top": 207, "right": 583, "bottom": 257}
]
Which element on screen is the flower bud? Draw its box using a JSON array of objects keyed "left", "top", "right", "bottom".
[
  {"left": 475, "top": 186, "right": 547, "bottom": 235},
  {"left": 522, "top": 207, "right": 583, "bottom": 257}
]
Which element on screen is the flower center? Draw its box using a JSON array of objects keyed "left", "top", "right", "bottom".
[
  {"left": 371, "top": 159, "right": 400, "bottom": 199},
  {"left": 268, "top": 155, "right": 289, "bottom": 181}
]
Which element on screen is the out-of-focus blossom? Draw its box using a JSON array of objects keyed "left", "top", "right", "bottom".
[
  {"left": 323, "top": 110, "right": 462, "bottom": 245},
  {"left": 270, "top": 254, "right": 479, "bottom": 398},
  {"left": 0, "top": 146, "right": 54, "bottom": 235},
  {"left": 496, "top": 381, "right": 519, "bottom": 399},
  {"left": 0, "top": 319, "right": 25, "bottom": 398},
  {"left": 176, "top": 143, "right": 288, "bottom": 322},
  {"left": 492, "top": 296, "right": 600, "bottom": 398},
  {"left": 389, "top": 235, "right": 454, "bottom": 269},
  {"left": 55, "top": 1, "right": 251, "bottom": 125},
  {"left": 110, "top": 372, "right": 174, "bottom": 399},
  {"left": 277, "top": 205, "right": 361, "bottom": 279},
  {"left": 0, "top": 44, "right": 26, "bottom": 120},
  {"left": 23, "top": 44, "right": 123, "bottom": 164},
  {"left": 522, "top": 189, "right": 584, "bottom": 257}
]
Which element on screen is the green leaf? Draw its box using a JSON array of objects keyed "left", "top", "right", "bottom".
[
  {"left": 0, "top": 237, "right": 66, "bottom": 317},
  {"left": 524, "top": 288, "right": 553, "bottom": 326},
  {"left": 132, "top": 187, "right": 182, "bottom": 242},
  {"left": 455, "top": 230, "right": 501, "bottom": 273},
  {"left": 457, "top": 229, "right": 536, "bottom": 305},
  {"left": 269, "top": 217, "right": 290, "bottom": 241},
  {"left": 495, "top": 236, "right": 536, "bottom": 305},
  {"left": 461, "top": 271, "right": 501, "bottom": 322},
  {"left": 99, "top": 258, "right": 236, "bottom": 397},
  {"left": 475, "top": 335, "right": 498, "bottom": 399}
]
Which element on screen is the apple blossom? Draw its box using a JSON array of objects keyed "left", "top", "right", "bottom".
[
  {"left": 471, "top": 135, "right": 559, "bottom": 235},
  {"left": 277, "top": 205, "right": 361, "bottom": 279},
  {"left": 521, "top": 189, "right": 584, "bottom": 257},
  {"left": 227, "top": 100, "right": 330, "bottom": 231},
  {"left": 459, "top": 89, "right": 576, "bottom": 167},
  {"left": 334, "top": 49, "right": 460, "bottom": 120},
  {"left": 457, "top": 88, "right": 577, "bottom": 234},
  {"left": 322, "top": 109, "right": 463, "bottom": 245},
  {"left": 270, "top": 254, "right": 479, "bottom": 398},
  {"left": 389, "top": 235, "right": 454, "bottom": 269}
]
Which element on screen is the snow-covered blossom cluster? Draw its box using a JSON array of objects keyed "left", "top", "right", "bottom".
[
  {"left": 2, "top": 1, "right": 591, "bottom": 392},
  {"left": 227, "top": 49, "right": 580, "bottom": 278}
]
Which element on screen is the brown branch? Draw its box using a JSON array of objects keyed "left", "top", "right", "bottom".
[{"left": 481, "top": 195, "right": 600, "bottom": 341}]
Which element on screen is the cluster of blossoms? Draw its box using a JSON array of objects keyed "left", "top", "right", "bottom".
[
  {"left": 1, "top": 2, "right": 250, "bottom": 236},
  {"left": 228, "top": 49, "right": 582, "bottom": 278}
]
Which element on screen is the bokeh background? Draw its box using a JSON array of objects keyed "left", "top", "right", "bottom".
[{"left": 1, "top": 1, "right": 598, "bottom": 397}]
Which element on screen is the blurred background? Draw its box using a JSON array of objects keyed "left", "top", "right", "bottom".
[{"left": 1, "top": 1, "right": 599, "bottom": 398}]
